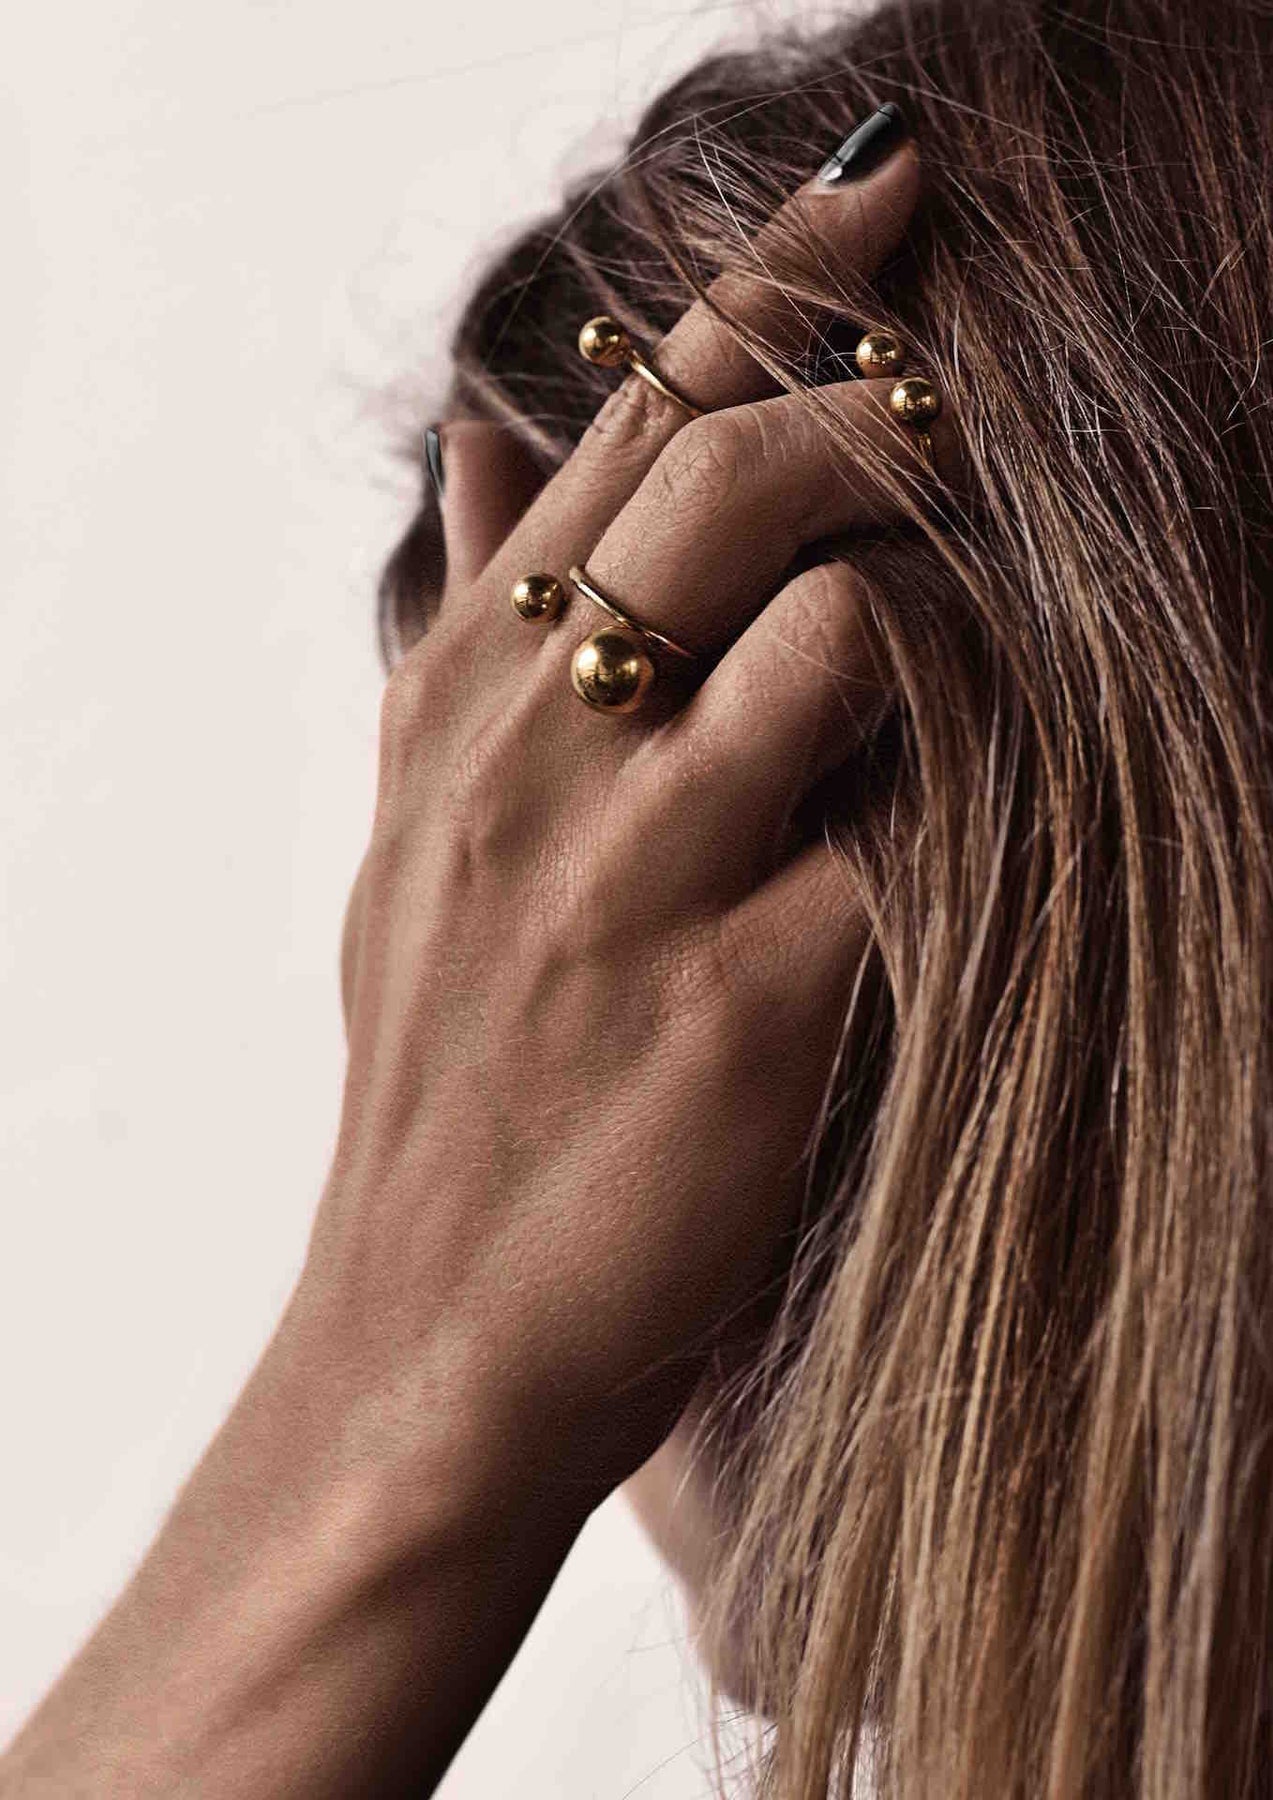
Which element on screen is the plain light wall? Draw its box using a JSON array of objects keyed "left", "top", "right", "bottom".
[{"left": 0, "top": 0, "right": 829, "bottom": 1793}]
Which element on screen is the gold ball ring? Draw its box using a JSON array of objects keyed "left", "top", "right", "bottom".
[
  {"left": 510, "top": 572, "right": 566, "bottom": 623},
  {"left": 570, "top": 628, "right": 657, "bottom": 714},
  {"left": 567, "top": 565, "right": 697, "bottom": 663},
  {"left": 576, "top": 316, "right": 629, "bottom": 368},
  {"left": 855, "top": 328, "right": 908, "bottom": 379},
  {"left": 566, "top": 564, "right": 700, "bottom": 716},
  {"left": 577, "top": 315, "right": 703, "bottom": 420},
  {"left": 889, "top": 374, "right": 942, "bottom": 470}
]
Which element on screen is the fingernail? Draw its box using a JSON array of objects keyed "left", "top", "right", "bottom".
[
  {"left": 424, "top": 424, "right": 445, "bottom": 498},
  {"left": 816, "top": 103, "right": 907, "bottom": 185}
]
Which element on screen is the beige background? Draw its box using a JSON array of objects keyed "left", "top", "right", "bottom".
[{"left": 0, "top": 0, "right": 822, "bottom": 1791}]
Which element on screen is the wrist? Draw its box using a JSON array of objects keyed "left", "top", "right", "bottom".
[
  {"left": 4, "top": 1289, "right": 594, "bottom": 1800},
  {"left": 268, "top": 1264, "right": 608, "bottom": 1563}
]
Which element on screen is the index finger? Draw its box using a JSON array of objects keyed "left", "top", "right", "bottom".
[{"left": 483, "top": 106, "right": 920, "bottom": 588}]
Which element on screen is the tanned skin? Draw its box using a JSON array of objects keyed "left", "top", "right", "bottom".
[{"left": 1, "top": 136, "right": 944, "bottom": 1798}]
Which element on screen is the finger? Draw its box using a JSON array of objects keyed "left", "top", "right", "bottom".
[
  {"left": 646, "top": 106, "right": 918, "bottom": 413},
  {"left": 435, "top": 420, "right": 546, "bottom": 589},
  {"left": 723, "top": 833, "right": 875, "bottom": 1025},
  {"left": 660, "top": 560, "right": 893, "bottom": 870},
  {"left": 480, "top": 115, "right": 920, "bottom": 595},
  {"left": 579, "top": 376, "right": 953, "bottom": 654}
]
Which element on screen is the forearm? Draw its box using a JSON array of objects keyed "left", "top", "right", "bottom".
[{"left": 1, "top": 1295, "right": 593, "bottom": 1798}]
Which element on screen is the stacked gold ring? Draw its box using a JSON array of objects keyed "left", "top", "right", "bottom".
[
  {"left": 506, "top": 562, "right": 699, "bottom": 715},
  {"left": 504, "top": 315, "right": 706, "bottom": 716},
  {"left": 888, "top": 375, "right": 942, "bottom": 467},
  {"left": 507, "top": 321, "right": 943, "bottom": 718},
  {"left": 566, "top": 565, "right": 698, "bottom": 715},
  {"left": 578, "top": 316, "right": 703, "bottom": 420},
  {"left": 856, "top": 328, "right": 942, "bottom": 469},
  {"left": 566, "top": 565, "right": 697, "bottom": 665}
]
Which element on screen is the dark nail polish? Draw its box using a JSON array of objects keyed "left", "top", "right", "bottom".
[
  {"left": 817, "top": 103, "right": 907, "bottom": 185},
  {"left": 424, "top": 424, "right": 445, "bottom": 498}
]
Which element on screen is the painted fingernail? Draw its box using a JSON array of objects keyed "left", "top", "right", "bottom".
[
  {"left": 424, "top": 424, "right": 445, "bottom": 498},
  {"left": 817, "top": 103, "right": 907, "bottom": 185}
]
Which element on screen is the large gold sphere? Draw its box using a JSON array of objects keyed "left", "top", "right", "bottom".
[
  {"left": 578, "top": 315, "right": 631, "bottom": 369},
  {"left": 510, "top": 572, "right": 565, "bottom": 623},
  {"left": 855, "top": 329, "right": 907, "bottom": 378},
  {"left": 570, "top": 627, "right": 655, "bottom": 713},
  {"left": 889, "top": 375, "right": 942, "bottom": 428}
]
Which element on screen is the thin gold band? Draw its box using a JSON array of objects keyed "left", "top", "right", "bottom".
[
  {"left": 624, "top": 348, "right": 703, "bottom": 419},
  {"left": 566, "top": 565, "right": 699, "bottom": 663},
  {"left": 577, "top": 317, "right": 703, "bottom": 421}
]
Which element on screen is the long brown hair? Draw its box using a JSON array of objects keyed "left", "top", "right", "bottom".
[{"left": 382, "top": 0, "right": 1273, "bottom": 1792}]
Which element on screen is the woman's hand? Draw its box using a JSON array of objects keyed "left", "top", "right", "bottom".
[
  {"left": 309, "top": 126, "right": 941, "bottom": 1513},
  {"left": 2, "top": 120, "right": 947, "bottom": 1800}
]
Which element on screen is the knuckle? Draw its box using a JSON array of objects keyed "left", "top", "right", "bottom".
[
  {"left": 700, "top": 920, "right": 783, "bottom": 1052},
  {"left": 787, "top": 561, "right": 864, "bottom": 644},
  {"left": 376, "top": 623, "right": 475, "bottom": 785},
  {"left": 789, "top": 557, "right": 862, "bottom": 612},
  {"left": 377, "top": 659, "right": 424, "bottom": 767},
  {"left": 778, "top": 562, "right": 884, "bottom": 677},
  {"left": 650, "top": 409, "right": 755, "bottom": 519},
  {"left": 434, "top": 692, "right": 538, "bottom": 870},
  {"left": 667, "top": 906, "right": 769, "bottom": 1034},
  {"left": 579, "top": 374, "right": 670, "bottom": 458}
]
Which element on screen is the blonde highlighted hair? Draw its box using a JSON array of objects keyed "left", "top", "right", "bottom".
[{"left": 382, "top": 0, "right": 1273, "bottom": 1791}]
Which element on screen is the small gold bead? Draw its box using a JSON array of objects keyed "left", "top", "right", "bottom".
[
  {"left": 578, "top": 315, "right": 631, "bottom": 369},
  {"left": 889, "top": 375, "right": 942, "bottom": 429},
  {"left": 570, "top": 627, "right": 655, "bottom": 713},
  {"left": 510, "top": 572, "right": 565, "bottom": 623},
  {"left": 855, "top": 329, "right": 907, "bottom": 378}
]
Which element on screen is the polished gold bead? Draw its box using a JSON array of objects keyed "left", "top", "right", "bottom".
[
  {"left": 889, "top": 374, "right": 942, "bottom": 428},
  {"left": 855, "top": 329, "right": 907, "bottom": 378},
  {"left": 510, "top": 572, "right": 565, "bottom": 623},
  {"left": 570, "top": 627, "right": 656, "bottom": 713},
  {"left": 578, "top": 315, "right": 631, "bottom": 369}
]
